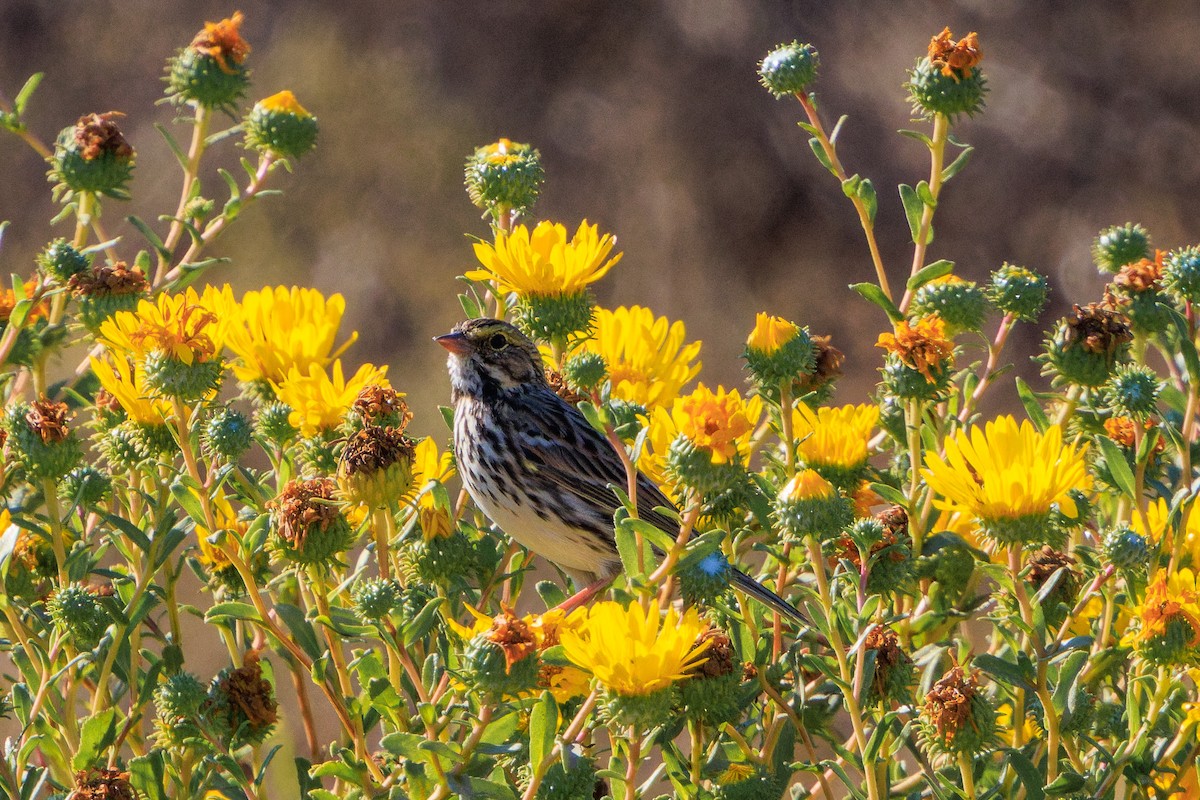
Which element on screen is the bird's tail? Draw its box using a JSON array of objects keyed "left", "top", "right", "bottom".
[{"left": 731, "top": 568, "right": 814, "bottom": 634}]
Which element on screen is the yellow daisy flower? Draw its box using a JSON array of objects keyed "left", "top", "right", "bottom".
[
  {"left": 409, "top": 437, "right": 457, "bottom": 541},
  {"left": 90, "top": 355, "right": 173, "bottom": 425},
  {"left": 560, "top": 600, "right": 710, "bottom": 697},
  {"left": 793, "top": 403, "right": 879, "bottom": 472},
  {"left": 1124, "top": 568, "right": 1200, "bottom": 648},
  {"left": 649, "top": 384, "right": 763, "bottom": 466},
  {"left": 570, "top": 305, "right": 702, "bottom": 410},
  {"left": 467, "top": 220, "right": 622, "bottom": 297},
  {"left": 921, "top": 417, "right": 1088, "bottom": 544},
  {"left": 98, "top": 285, "right": 230, "bottom": 364},
  {"left": 272, "top": 361, "right": 388, "bottom": 437},
  {"left": 1133, "top": 498, "right": 1200, "bottom": 568},
  {"left": 221, "top": 286, "right": 356, "bottom": 385}
]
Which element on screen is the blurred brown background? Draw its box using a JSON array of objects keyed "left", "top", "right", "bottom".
[{"left": 3, "top": 1, "right": 1200, "bottom": 435}]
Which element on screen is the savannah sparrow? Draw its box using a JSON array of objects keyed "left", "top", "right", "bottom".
[{"left": 437, "top": 317, "right": 805, "bottom": 622}]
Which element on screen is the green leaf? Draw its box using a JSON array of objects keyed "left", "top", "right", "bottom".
[
  {"left": 1097, "top": 435, "right": 1137, "bottom": 498},
  {"left": 906, "top": 259, "right": 955, "bottom": 292},
  {"left": 1044, "top": 770, "right": 1086, "bottom": 796},
  {"left": 528, "top": 692, "right": 558, "bottom": 776},
  {"left": 857, "top": 178, "right": 878, "bottom": 224},
  {"left": 154, "top": 123, "right": 189, "bottom": 170},
  {"left": 1004, "top": 749, "right": 1045, "bottom": 800},
  {"left": 276, "top": 603, "right": 323, "bottom": 661},
  {"left": 127, "top": 752, "right": 167, "bottom": 800},
  {"left": 1164, "top": 304, "right": 1200, "bottom": 383},
  {"left": 841, "top": 174, "right": 862, "bottom": 198},
  {"left": 916, "top": 180, "right": 936, "bottom": 207},
  {"left": 973, "top": 653, "right": 1033, "bottom": 689},
  {"left": 868, "top": 482, "right": 908, "bottom": 508},
  {"left": 1051, "top": 650, "right": 1088, "bottom": 715},
  {"left": 536, "top": 580, "right": 567, "bottom": 609},
  {"left": 897, "top": 128, "right": 933, "bottom": 147},
  {"left": 1015, "top": 377, "right": 1051, "bottom": 432},
  {"left": 205, "top": 601, "right": 262, "bottom": 625},
  {"left": 849, "top": 282, "right": 902, "bottom": 323},
  {"left": 72, "top": 708, "right": 118, "bottom": 770},
  {"left": 170, "top": 479, "right": 207, "bottom": 526},
  {"left": 899, "top": 183, "right": 923, "bottom": 243},
  {"left": 941, "top": 145, "right": 974, "bottom": 182},
  {"left": 439, "top": 405, "right": 455, "bottom": 431},
  {"left": 829, "top": 114, "right": 849, "bottom": 144},
  {"left": 458, "top": 292, "right": 484, "bottom": 318},
  {"left": 126, "top": 215, "right": 170, "bottom": 259},
  {"left": 13, "top": 73, "right": 43, "bottom": 115},
  {"left": 807, "top": 136, "right": 835, "bottom": 175},
  {"left": 402, "top": 596, "right": 445, "bottom": 647}
]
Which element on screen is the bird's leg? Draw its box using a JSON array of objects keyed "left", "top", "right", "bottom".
[{"left": 554, "top": 576, "right": 614, "bottom": 615}]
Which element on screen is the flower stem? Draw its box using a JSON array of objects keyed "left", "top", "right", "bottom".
[{"left": 899, "top": 113, "right": 949, "bottom": 314}]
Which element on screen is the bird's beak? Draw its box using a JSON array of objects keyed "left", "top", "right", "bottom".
[{"left": 435, "top": 332, "right": 471, "bottom": 355}]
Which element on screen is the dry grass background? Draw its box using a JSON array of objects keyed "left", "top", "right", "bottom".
[{"left": 1, "top": 0, "right": 1199, "bottom": 781}]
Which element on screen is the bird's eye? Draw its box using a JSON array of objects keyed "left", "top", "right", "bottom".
[{"left": 489, "top": 333, "right": 508, "bottom": 350}]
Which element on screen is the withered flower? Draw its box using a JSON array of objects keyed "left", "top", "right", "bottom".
[
  {"left": 69, "top": 262, "right": 147, "bottom": 298},
  {"left": 26, "top": 398, "right": 71, "bottom": 444},
  {"left": 876, "top": 315, "right": 955, "bottom": 382},
  {"left": 190, "top": 11, "right": 251, "bottom": 74},
  {"left": 928, "top": 27, "right": 982, "bottom": 78},
  {"left": 1065, "top": 304, "right": 1133, "bottom": 355},
  {"left": 484, "top": 609, "right": 537, "bottom": 673},
  {"left": 72, "top": 112, "right": 133, "bottom": 162}
]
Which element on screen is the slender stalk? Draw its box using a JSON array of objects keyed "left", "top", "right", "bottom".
[
  {"left": 155, "top": 105, "right": 211, "bottom": 286},
  {"left": 958, "top": 753, "right": 978, "bottom": 800},
  {"left": 899, "top": 113, "right": 950, "bottom": 313}
]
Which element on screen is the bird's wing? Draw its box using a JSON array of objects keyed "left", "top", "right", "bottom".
[{"left": 512, "top": 388, "right": 680, "bottom": 536}]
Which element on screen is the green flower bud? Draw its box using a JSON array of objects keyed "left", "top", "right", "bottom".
[
  {"left": 47, "top": 585, "right": 111, "bottom": 650},
  {"left": 1138, "top": 615, "right": 1198, "bottom": 666},
  {"left": 716, "top": 768, "right": 789, "bottom": 800},
  {"left": 58, "top": 466, "right": 113, "bottom": 509},
  {"left": 680, "top": 629, "right": 744, "bottom": 727},
  {"left": 1027, "top": 546, "right": 1081, "bottom": 631},
  {"left": 351, "top": 577, "right": 403, "bottom": 622},
  {"left": 98, "top": 422, "right": 151, "bottom": 469},
  {"left": 336, "top": 425, "right": 416, "bottom": 508},
  {"left": 37, "top": 239, "right": 91, "bottom": 283},
  {"left": 906, "top": 44, "right": 986, "bottom": 119},
  {"left": 774, "top": 469, "right": 854, "bottom": 543},
  {"left": 461, "top": 632, "right": 540, "bottom": 698},
  {"left": 915, "top": 532, "right": 977, "bottom": 598},
  {"left": 1058, "top": 686, "right": 1096, "bottom": 738},
  {"left": 919, "top": 665, "right": 997, "bottom": 757},
  {"left": 880, "top": 354, "right": 953, "bottom": 401},
  {"left": 202, "top": 406, "right": 254, "bottom": 462},
  {"left": 49, "top": 112, "right": 135, "bottom": 198},
  {"left": 757, "top": 41, "right": 819, "bottom": 97},
  {"left": 395, "top": 585, "right": 437, "bottom": 624},
  {"left": 3, "top": 399, "right": 83, "bottom": 481},
  {"left": 676, "top": 549, "right": 733, "bottom": 607},
  {"left": 154, "top": 671, "right": 210, "bottom": 749},
  {"left": 1162, "top": 246, "right": 1200, "bottom": 304},
  {"left": 604, "top": 399, "right": 648, "bottom": 442},
  {"left": 183, "top": 196, "right": 215, "bottom": 223},
  {"left": 1091, "top": 701, "right": 1125, "bottom": 739},
  {"left": 1092, "top": 223, "right": 1151, "bottom": 273},
  {"left": 830, "top": 517, "right": 914, "bottom": 596},
  {"left": 255, "top": 401, "right": 298, "bottom": 444},
  {"left": 206, "top": 653, "right": 278, "bottom": 748},
  {"left": 535, "top": 746, "right": 597, "bottom": 800},
  {"left": 987, "top": 263, "right": 1048, "bottom": 322},
  {"left": 561, "top": 351, "right": 607, "bottom": 394},
  {"left": 1104, "top": 363, "right": 1161, "bottom": 420},
  {"left": 600, "top": 685, "right": 675, "bottom": 731},
  {"left": 299, "top": 431, "right": 340, "bottom": 476},
  {"left": 743, "top": 314, "right": 816, "bottom": 393},
  {"left": 1040, "top": 304, "right": 1133, "bottom": 388},
  {"left": 910, "top": 277, "right": 988, "bottom": 334},
  {"left": 666, "top": 435, "right": 748, "bottom": 498},
  {"left": 1102, "top": 526, "right": 1150, "bottom": 572},
  {"left": 165, "top": 12, "right": 251, "bottom": 109},
  {"left": 244, "top": 91, "right": 318, "bottom": 159},
  {"left": 143, "top": 350, "right": 224, "bottom": 402},
  {"left": 464, "top": 138, "right": 544, "bottom": 218},
  {"left": 410, "top": 530, "right": 479, "bottom": 586},
  {"left": 271, "top": 478, "right": 357, "bottom": 566},
  {"left": 515, "top": 292, "right": 594, "bottom": 346},
  {"left": 69, "top": 262, "right": 148, "bottom": 332}
]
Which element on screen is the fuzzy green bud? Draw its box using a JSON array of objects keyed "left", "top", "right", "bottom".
[
  {"left": 1092, "top": 223, "right": 1151, "bottom": 273},
  {"left": 37, "top": 239, "right": 91, "bottom": 283},
  {"left": 255, "top": 401, "right": 298, "bottom": 444},
  {"left": 515, "top": 292, "right": 593, "bottom": 346},
  {"left": 910, "top": 278, "right": 988, "bottom": 334},
  {"left": 1162, "top": 246, "right": 1200, "bottom": 304},
  {"left": 461, "top": 631, "right": 540, "bottom": 698},
  {"left": 58, "top": 466, "right": 113, "bottom": 509},
  {"left": 202, "top": 406, "right": 254, "bottom": 462},
  {"left": 987, "top": 263, "right": 1048, "bottom": 321},
  {"left": 165, "top": 12, "right": 251, "bottom": 109},
  {"left": 143, "top": 350, "right": 224, "bottom": 402},
  {"left": 604, "top": 399, "right": 648, "bottom": 441},
  {"left": 1104, "top": 363, "right": 1161, "bottom": 420},
  {"left": 50, "top": 112, "right": 135, "bottom": 198},
  {"left": 154, "top": 672, "right": 210, "bottom": 749},
  {"left": 534, "top": 747, "right": 597, "bottom": 800},
  {"left": 351, "top": 577, "right": 403, "bottom": 622},
  {"left": 880, "top": 355, "right": 952, "bottom": 401},
  {"left": 743, "top": 314, "right": 816, "bottom": 392},
  {"left": 464, "top": 138, "right": 544, "bottom": 218},
  {"left": 774, "top": 469, "right": 854, "bottom": 543},
  {"left": 758, "top": 41, "right": 819, "bottom": 97},
  {"left": 676, "top": 549, "right": 733, "bottom": 607},
  {"left": 561, "top": 351, "right": 607, "bottom": 394},
  {"left": 410, "top": 530, "right": 479, "bottom": 585},
  {"left": 862, "top": 625, "right": 915, "bottom": 708},
  {"left": 47, "top": 585, "right": 111, "bottom": 650},
  {"left": 244, "top": 91, "right": 318, "bottom": 159},
  {"left": 600, "top": 685, "right": 676, "bottom": 731},
  {"left": 1102, "top": 526, "right": 1150, "bottom": 572},
  {"left": 665, "top": 435, "right": 748, "bottom": 498},
  {"left": 906, "top": 47, "right": 986, "bottom": 119}
]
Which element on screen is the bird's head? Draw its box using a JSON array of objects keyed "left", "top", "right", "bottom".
[{"left": 436, "top": 318, "right": 547, "bottom": 399}]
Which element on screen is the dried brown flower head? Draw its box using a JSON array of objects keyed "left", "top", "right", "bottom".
[
  {"left": 545, "top": 368, "right": 586, "bottom": 405},
  {"left": 925, "top": 665, "right": 980, "bottom": 743},
  {"left": 928, "top": 27, "right": 982, "bottom": 78},
  {"left": 1026, "top": 545, "right": 1080, "bottom": 593},
  {"left": 1066, "top": 304, "right": 1133, "bottom": 355},
  {"left": 72, "top": 767, "right": 136, "bottom": 800},
  {"left": 809, "top": 334, "right": 845, "bottom": 384},
  {"left": 72, "top": 112, "right": 133, "bottom": 162},
  {"left": 864, "top": 625, "right": 910, "bottom": 698},
  {"left": 213, "top": 650, "right": 278, "bottom": 729},
  {"left": 339, "top": 426, "right": 414, "bottom": 477},
  {"left": 1113, "top": 250, "right": 1166, "bottom": 293},
  {"left": 484, "top": 609, "right": 537, "bottom": 673},
  {"left": 190, "top": 11, "right": 251, "bottom": 74},
  {"left": 690, "top": 627, "right": 737, "bottom": 679},
  {"left": 274, "top": 478, "right": 340, "bottom": 550},
  {"left": 69, "top": 262, "right": 147, "bottom": 298},
  {"left": 26, "top": 398, "right": 71, "bottom": 444},
  {"left": 353, "top": 385, "right": 412, "bottom": 429}
]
